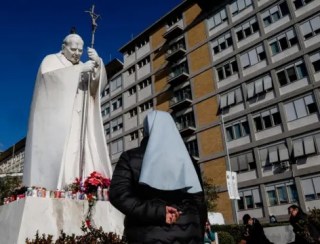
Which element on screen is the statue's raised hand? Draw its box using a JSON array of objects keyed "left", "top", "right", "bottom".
[
  {"left": 87, "top": 47, "right": 101, "bottom": 66},
  {"left": 81, "top": 60, "right": 96, "bottom": 73}
]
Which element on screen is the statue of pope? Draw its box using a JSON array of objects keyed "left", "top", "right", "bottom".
[{"left": 23, "top": 33, "right": 112, "bottom": 190}]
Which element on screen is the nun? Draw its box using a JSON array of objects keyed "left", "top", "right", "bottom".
[{"left": 109, "top": 110, "right": 207, "bottom": 243}]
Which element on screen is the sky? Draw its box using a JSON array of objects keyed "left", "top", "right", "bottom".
[{"left": 0, "top": 0, "right": 182, "bottom": 151}]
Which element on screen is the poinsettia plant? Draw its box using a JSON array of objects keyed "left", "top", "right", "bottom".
[
  {"left": 68, "top": 171, "right": 111, "bottom": 229},
  {"left": 83, "top": 171, "right": 111, "bottom": 194}
]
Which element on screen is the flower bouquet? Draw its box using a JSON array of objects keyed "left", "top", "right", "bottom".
[{"left": 67, "top": 171, "right": 111, "bottom": 228}]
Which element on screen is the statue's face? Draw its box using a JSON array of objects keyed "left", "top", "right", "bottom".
[{"left": 62, "top": 36, "right": 83, "bottom": 64}]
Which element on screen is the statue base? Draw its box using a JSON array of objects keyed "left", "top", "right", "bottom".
[{"left": 0, "top": 197, "right": 124, "bottom": 243}]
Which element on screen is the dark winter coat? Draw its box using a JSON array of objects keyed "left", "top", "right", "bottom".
[
  {"left": 109, "top": 139, "right": 207, "bottom": 244},
  {"left": 290, "top": 211, "right": 320, "bottom": 243},
  {"left": 243, "top": 218, "right": 273, "bottom": 244}
]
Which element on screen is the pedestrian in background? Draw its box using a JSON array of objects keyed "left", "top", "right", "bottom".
[
  {"left": 242, "top": 214, "right": 273, "bottom": 244},
  {"left": 288, "top": 204, "right": 320, "bottom": 243}
]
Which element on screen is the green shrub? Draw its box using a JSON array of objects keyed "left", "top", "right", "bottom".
[
  {"left": 25, "top": 224, "right": 126, "bottom": 244},
  {"left": 212, "top": 224, "right": 244, "bottom": 243},
  {"left": 217, "top": 231, "right": 235, "bottom": 244},
  {"left": 308, "top": 207, "right": 320, "bottom": 231}
]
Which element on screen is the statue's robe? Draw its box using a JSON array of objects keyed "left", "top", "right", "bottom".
[{"left": 23, "top": 53, "right": 112, "bottom": 190}]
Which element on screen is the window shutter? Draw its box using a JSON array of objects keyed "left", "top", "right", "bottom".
[
  {"left": 231, "top": 157, "right": 239, "bottom": 171},
  {"left": 304, "top": 136, "right": 316, "bottom": 155},
  {"left": 263, "top": 75, "right": 273, "bottom": 90},
  {"left": 278, "top": 144, "right": 289, "bottom": 161},
  {"left": 293, "top": 139, "right": 304, "bottom": 158},
  {"left": 269, "top": 146, "right": 279, "bottom": 163},
  {"left": 239, "top": 154, "right": 248, "bottom": 170}
]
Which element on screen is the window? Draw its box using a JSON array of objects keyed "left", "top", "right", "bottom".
[
  {"left": 208, "top": 8, "right": 227, "bottom": 30},
  {"left": 110, "top": 75, "right": 122, "bottom": 92},
  {"left": 111, "top": 96, "right": 122, "bottom": 111},
  {"left": 294, "top": 0, "right": 315, "bottom": 10},
  {"left": 139, "top": 100, "right": 153, "bottom": 112},
  {"left": 300, "top": 15, "right": 320, "bottom": 40},
  {"left": 235, "top": 17, "right": 259, "bottom": 41},
  {"left": 128, "top": 87, "right": 136, "bottom": 96},
  {"left": 292, "top": 133, "right": 320, "bottom": 158},
  {"left": 168, "top": 15, "right": 182, "bottom": 27},
  {"left": 137, "top": 57, "right": 150, "bottom": 69},
  {"left": 111, "top": 138, "right": 123, "bottom": 155},
  {"left": 301, "top": 176, "right": 320, "bottom": 201},
  {"left": 266, "top": 182, "right": 298, "bottom": 206},
  {"left": 137, "top": 39, "right": 149, "bottom": 48},
  {"left": 212, "top": 32, "right": 233, "bottom": 54},
  {"left": 127, "top": 47, "right": 135, "bottom": 56},
  {"left": 101, "top": 86, "right": 109, "bottom": 98},
  {"left": 226, "top": 120, "right": 250, "bottom": 141},
  {"left": 230, "top": 151, "right": 256, "bottom": 172},
  {"left": 310, "top": 51, "right": 320, "bottom": 73},
  {"left": 284, "top": 94, "right": 318, "bottom": 121},
  {"left": 104, "top": 123, "right": 110, "bottom": 135},
  {"left": 185, "top": 140, "right": 199, "bottom": 157},
  {"left": 176, "top": 112, "right": 195, "bottom": 130},
  {"left": 220, "top": 87, "right": 243, "bottom": 109},
  {"left": 230, "top": 0, "right": 253, "bottom": 16},
  {"left": 129, "top": 131, "right": 139, "bottom": 141},
  {"left": 138, "top": 78, "right": 151, "bottom": 90},
  {"left": 269, "top": 29, "right": 298, "bottom": 55},
  {"left": 101, "top": 103, "right": 110, "bottom": 117},
  {"left": 240, "top": 44, "right": 266, "bottom": 69},
  {"left": 128, "top": 66, "right": 135, "bottom": 75},
  {"left": 259, "top": 143, "right": 289, "bottom": 166},
  {"left": 238, "top": 188, "right": 262, "bottom": 210},
  {"left": 276, "top": 61, "right": 308, "bottom": 86},
  {"left": 111, "top": 116, "right": 123, "bottom": 132},
  {"left": 216, "top": 59, "right": 238, "bottom": 81},
  {"left": 261, "top": 2, "right": 290, "bottom": 27},
  {"left": 247, "top": 74, "right": 273, "bottom": 99},
  {"left": 129, "top": 108, "right": 137, "bottom": 118},
  {"left": 253, "top": 107, "right": 281, "bottom": 132}
]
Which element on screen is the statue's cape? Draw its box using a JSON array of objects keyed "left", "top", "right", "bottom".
[{"left": 23, "top": 54, "right": 111, "bottom": 190}]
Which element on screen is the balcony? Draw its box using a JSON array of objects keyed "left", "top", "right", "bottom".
[
  {"left": 163, "top": 25, "right": 184, "bottom": 40},
  {"left": 169, "top": 92, "right": 192, "bottom": 110},
  {"left": 177, "top": 120, "right": 196, "bottom": 136},
  {"left": 168, "top": 67, "right": 189, "bottom": 84},
  {"left": 166, "top": 46, "right": 186, "bottom": 62}
]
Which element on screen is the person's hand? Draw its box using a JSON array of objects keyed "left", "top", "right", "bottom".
[
  {"left": 81, "top": 60, "right": 96, "bottom": 73},
  {"left": 205, "top": 221, "right": 211, "bottom": 231},
  {"left": 87, "top": 47, "right": 101, "bottom": 66},
  {"left": 165, "top": 206, "right": 182, "bottom": 225}
]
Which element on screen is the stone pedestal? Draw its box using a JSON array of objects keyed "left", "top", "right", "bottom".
[{"left": 0, "top": 197, "right": 124, "bottom": 243}]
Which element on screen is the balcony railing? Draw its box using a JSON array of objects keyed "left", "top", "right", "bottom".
[
  {"left": 169, "top": 92, "right": 192, "bottom": 110},
  {"left": 166, "top": 45, "right": 186, "bottom": 62},
  {"left": 176, "top": 120, "right": 196, "bottom": 136},
  {"left": 168, "top": 67, "right": 189, "bottom": 84},
  {"left": 163, "top": 24, "right": 184, "bottom": 39}
]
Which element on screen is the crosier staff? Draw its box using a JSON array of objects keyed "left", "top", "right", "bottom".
[
  {"left": 79, "top": 4, "right": 101, "bottom": 179},
  {"left": 85, "top": 4, "right": 100, "bottom": 48}
]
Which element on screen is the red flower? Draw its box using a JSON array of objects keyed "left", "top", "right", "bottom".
[
  {"left": 103, "top": 178, "right": 111, "bottom": 187},
  {"left": 85, "top": 219, "right": 91, "bottom": 228},
  {"left": 88, "top": 177, "right": 102, "bottom": 186},
  {"left": 87, "top": 193, "right": 93, "bottom": 201}
]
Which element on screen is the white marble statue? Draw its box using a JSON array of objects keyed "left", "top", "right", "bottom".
[{"left": 23, "top": 34, "right": 112, "bottom": 190}]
